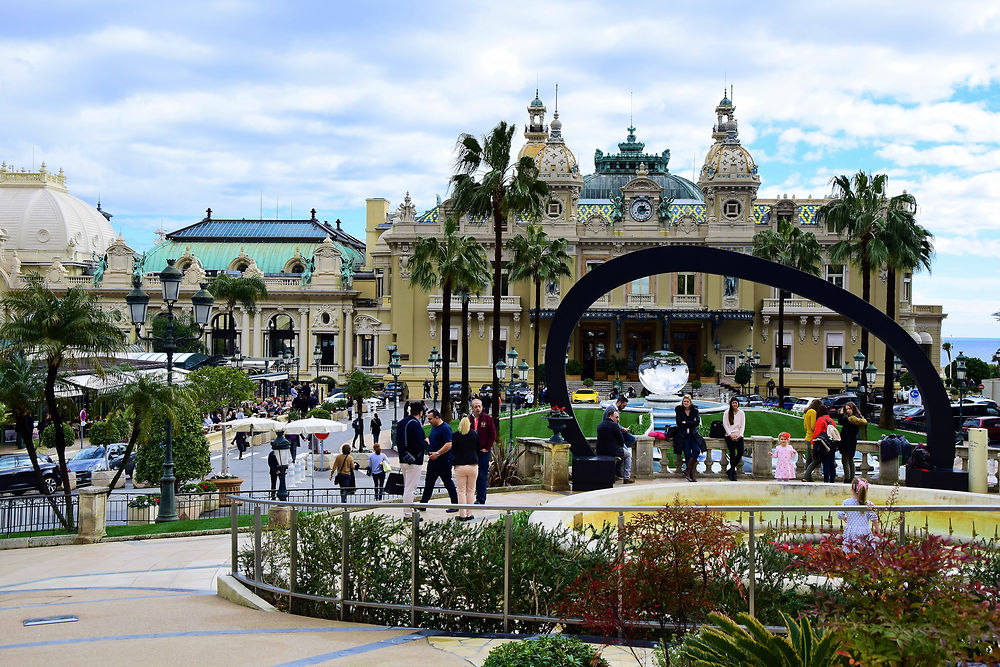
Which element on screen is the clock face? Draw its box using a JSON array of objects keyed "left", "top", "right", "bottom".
[{"left": 630, "top": 197, "right": 653, "bottom": 222}]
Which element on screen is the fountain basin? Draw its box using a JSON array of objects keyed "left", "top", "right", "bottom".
[{"left": 530, "top": 481, "right": 1000, "bottom": 541}]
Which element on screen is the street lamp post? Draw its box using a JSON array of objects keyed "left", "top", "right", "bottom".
[
  {"left": 841, "top": 349, "right": 878, "bottom": 418},
  {"left": 387, "top": 344, "right": 401, "bottom": 449},
  {"left": 495, "top": 348, "right": 529, "bottom": 446},
  {"left": 737, "top": 345, "right": 760, "bottom": 396},
  {"left": 955, "top": 351, "right": 967, "bottom": 428},
  {"left": 270, "top": 430, "right": 292, "bottom": 501},
  {"left": 125, "top": 260, "right": 214, "bottom": 522},
  {"left": 428, "top": 347, "right": 441, "bottom": 411}
]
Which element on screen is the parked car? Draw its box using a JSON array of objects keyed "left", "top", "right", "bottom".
[
  {"left": 740, "top": 394, "right": 765, "bottom": 407},
  {"left": 821, "top": 393, "right": 860, "bottom": 416},
  {"left": 571, "top": 387, "right": 600, "bottom": 404},
  {"left": 0, "top": 453, "right": 59, "bottom": 495},
  {"left": 106, "top": 443, "right": 135, "bottom": 479},
  {"left": 763, "top": 395, "right": 798, "bottom": 409},
  {"left": 362, "top": 396, "right": 384, "bottom": 411},
  {"left": 448, "top": 382, "right": 471, "bottom": 401},
  {"left": 66, "top": 445, "right": 118, "bottom": 487},
  {"left": 478, "top": 384, "right": 494, "bottom": 403},
  {"left": 791, "top": 397, "right": 818, "bottom": 414},
  {"left": 900, "top": 402, "right": 1000, "bottom": 431},
  {"left": 382, "top": 381, "right": 409, "bottom": 403},
  {"left": 961, "top": 416, "right": 1000, "bottom": 443}
]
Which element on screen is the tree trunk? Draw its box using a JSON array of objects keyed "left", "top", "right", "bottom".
[
  {"left": 880, "top": 268, "right": 897, "bottom": 428},
  {"left": 860, "top": 253, "right": 871, "bottom": 360},
  {"left": 45, "top": 362, "right": 75, "bottom": 531},
  {"left": 461, "top": 294, "right": 470, "bottom": 416},
  {"left": 107, "top": 428, "right": 139, "bottom": 494},
  {"left": 777, "top": 292, "right": 786, "bottom": 399},
  {"left": 533, "top": 277, "right": 542, "bottom": 401},
  {"left": 220, "top": 407, "right": 230, "bottom": 475},
  {"left": 441, "top": 280, "right": 453, "bottom": 421},
  {"left": 491, "top": 200, "right": 504, "bottom": 418},
  {"left": 19, "top": 414, "right": 69, "bottom": 529}
]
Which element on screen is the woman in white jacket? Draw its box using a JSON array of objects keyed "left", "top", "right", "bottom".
[{"left": 723, "top": 397, "right": 745, "bottom": 481}]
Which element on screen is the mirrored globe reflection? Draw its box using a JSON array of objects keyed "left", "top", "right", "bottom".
[{"left": 637, "top": 350, "right": 689, "bottom": 396}]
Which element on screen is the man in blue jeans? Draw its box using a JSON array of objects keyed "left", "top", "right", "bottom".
[
  {"left": 419, "top": 409, "right": 459, "bottom": 511},
  {"left": 470, "top": 398, "right": 497, "bottom": 504},
  {"left": 603, "top": 396, "right": 635, "bottom": 482}
]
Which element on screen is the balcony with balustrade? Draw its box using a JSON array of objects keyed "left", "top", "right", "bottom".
[{"left": 427, "top": 294, "right": 521, "bottom": 313}]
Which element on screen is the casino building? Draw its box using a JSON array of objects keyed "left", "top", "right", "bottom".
[{"left": 0, "top": 91, "right": 945, "bottom": 397}]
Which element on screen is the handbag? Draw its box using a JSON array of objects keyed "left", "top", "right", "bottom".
[
  {"left": 826, "top": 421, "right": 842, "bottom": 441},
  {"left": 708, "top": 420, "right": 725, "bottom": 438},
  {"left": 381, "top": 458, "right": 392, "bottom": 473},
  {"left": 384, "top": 471, "right": 404, "bottom": 495}
]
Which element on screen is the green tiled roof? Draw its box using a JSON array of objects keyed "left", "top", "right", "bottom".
[{"left": 143, "top": 240, "right": 364, "bottom": 274}]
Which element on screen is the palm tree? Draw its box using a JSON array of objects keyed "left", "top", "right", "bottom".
[
  {"left": 506, "top": 224, "right": 572, "bottom": 398},
  {"left": 450, "top": 121, "right": 549, "bottom": 416},
  {"left": 942, "top": 342, "right": 953, "bottom": 380},
  {"left": 0, "top": 353, "right": 67, "bottom": 527},
  {"left": 98, "top": 373, "right": 190, "bottom": 492},
  {"left": 409, "top": 218, "right": 489, "bottom": 421},
  {"left": 207, "top": 274, "right": 268, "bottom": 356},
  {"left": 752, "top": 220, "right": 822, "bottom": 400},
  {"left": 455, "top": 264, "right": 491, "bottom": 416},
  {"left": 818, "top": 171, "right": 894, "bottom": 361},
  {"left": 0, "top": 281, "right": 125, "bottom": 528},
  {"left": 879, "top": 194, "right": 933, "bottom": 428}
]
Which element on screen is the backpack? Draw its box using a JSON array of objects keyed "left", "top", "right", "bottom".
[
  {"left": 826, "top": 419, "right": 841, "bottom": 442},
  {"left": 708, "top": 420, "right": 726, "bottom": 438}
]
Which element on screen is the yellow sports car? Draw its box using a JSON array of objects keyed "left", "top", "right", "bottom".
[{"left": 571, "top": 387, "right": 600, "bottom": 403}]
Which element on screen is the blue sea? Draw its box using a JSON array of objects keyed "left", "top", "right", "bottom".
[{"left": 941, "top": 338, "right": 1000, "bottom": 363}]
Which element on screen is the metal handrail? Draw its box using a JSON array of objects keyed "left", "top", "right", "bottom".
[{"left": 228, "top": 493, "right": 1000, "bottom": 636}]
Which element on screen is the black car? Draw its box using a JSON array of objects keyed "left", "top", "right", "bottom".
[
  {"left": 821, "top": 394, "right": 860, "bottom": 416},
  {"left": 0, "top": 453, "right": 59, "bottom": 495},
  {"left": 382, "top": 381, "right": 409, "bottom": 402},
  {"left": 448, "top": 382, "right": 471, "bottom": 401},
  {"left": 107, "top": 444, "right": 136, "bottom": 478},
  {"left": 479, "top": 384, "right": 494, "bottom": 402}
]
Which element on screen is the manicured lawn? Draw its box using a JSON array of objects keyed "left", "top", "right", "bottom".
[
  {"left": 740, "top": 410, "right": 927, "bottom": 443},
  {"left": 104, "top": 513, "right": 264, "bottom": 537}
]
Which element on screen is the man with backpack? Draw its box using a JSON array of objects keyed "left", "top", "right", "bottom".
[{"left": 396, "top": 401, "right": 428, "bottom": 519}]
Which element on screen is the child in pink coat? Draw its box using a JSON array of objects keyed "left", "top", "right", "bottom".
[{"left": 772, "top": 432, "right": 797, "bottom": 481}]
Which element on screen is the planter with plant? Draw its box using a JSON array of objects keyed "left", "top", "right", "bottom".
[
  {"left": 565, "top": 358, "right": 583, "bottom": 380},
  {"left": 483, "top": 635, "right": 608, "bottom": 667},
  {"left": 582, "top": 377, "right": 594, "bottom": 388},
  {"left": 209, "top": 473, "right": 243, "bottom": 506},
  {"left": 700, "top": 358, "right": 716, "bottom": 383},
  {"left": 126, "top": 494, "right": 160, "bottom": 525},
  {"left": 545, "top": 405, "right": 573, "bottom": 444},
  {"left": 196, "top": 480, "right": 220, "bottom": 511}
]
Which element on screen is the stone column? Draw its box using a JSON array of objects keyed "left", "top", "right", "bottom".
[
  {"left": 968, "top": 427, "right": 989, "bottom": 494},
  {"left": 252, "top": 311, "right": 262, "bottom": 357},
  {"left": 634, "top": 435, "right": 654, "bottom": 478},
  {"left": 751, "top": 436, "right": 773, "bottom": 479},
  {"left": 76, "top": 485, "right": 108, "bottom": 543},
  {"left": 343, "top": 307, "right": 354, "bottom": 373},
  {"left": 298, "top": 308, "right": 309, "bottom": 366},
  {"left": 542, "top": 441, "right": 570, "bottom": 491},
  {"left": 241, "top": 308, "right": 250, "bottom": 354}
]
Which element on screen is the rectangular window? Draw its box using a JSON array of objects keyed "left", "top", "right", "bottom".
[
  {"left": 361, "top": 335, "right": 375, "bottom": 367},
  {"left": 826, "top": 220, "right": 837, "bottom": 234},
  {"left": 318, "top": 334, "right": 337, "bottom": 365},
  {"left": 585, "top": 260, "right": 602, "bottom": 273},
  {"left": 630, "top": 276, "right": 650, "bottom": 294},
  {"left": 375, "top": 270, "right": 385, "bottom": 298},
  {"left": 902, "top": 272, "right": 912, "bottom": 302},
  {"left": 490, "top": 327, "right": 509, "bottom": 365},
  {"left": 676, "top": 273, "right": 696, "bottom": 295},
  {"left": 826, "top": 264, "right": 844, "bottom": 288},
  {"left": 826, "top": 332, "right": 844, "bottom": 369},
  {"left": 775, "top": 330, "right": 792, "bottom": 368},
  {"left": 449, "top": 326, "right": 459, "bottom": 363}
]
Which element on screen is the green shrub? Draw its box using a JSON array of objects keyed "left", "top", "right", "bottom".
[
  {"left": 135, "top": 402, "right": 210, "bottom": 488},
  {"left": 700, "top": 359, "right": 716, "bottom": 377},
  {"left": 595, "top": 358, "right": 608, "bottom": 373},
  {"left": 483, "top": 635, "right": 608, "bottom": 667},
  {"left": 691, "top": 380, "right": 702, "bottom": 389},
  {"left": 88, "top": 415, "right": 129, "bottom": 447},
  {"left": 566, "top": 359, "right": 583, "bottom": 375},
  {"left": 582, "top": 378, "right": 594, "bottom": 387},
  {"left": 41, "top": 423, "right": 76, "bottom": 450},
  {"left": 306, "top": 407, "right": 332, "bottom": 420},
  {"left": 320, "top": 401, "right": 339, "bottom": 413}
]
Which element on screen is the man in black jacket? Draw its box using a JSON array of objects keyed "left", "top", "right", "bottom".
[
  {"left": 352, "top": 415, "right": 365, "bottom": 452},
  {"left": 396, "top": 401, "right": 427, "bottom": 518},
  {"left": 596, "top": 409, "right": 629, "bottom": 483}
]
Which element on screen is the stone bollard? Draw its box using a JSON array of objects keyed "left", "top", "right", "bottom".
[
  {"left": 879, "top": 451, "right": 899, "bottom": 485},
  {"left": 751, "top": 436, "right": 774, "bottom": 479},
  {"left": 968, "top": 428, "right": 989, "bottom": 494},
  {"left": 76, "top": 485, "right": 109, "bottom": 543},
  {"left": 634, "top": 436, "right": 654, "bottom": 478}
]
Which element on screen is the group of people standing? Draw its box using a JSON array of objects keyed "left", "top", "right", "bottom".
[
  {"left": 350, "top": 413, "right": 381, "bottom": 453},
  {"left": 671, "top": 394, "right": 746, "bottom": 483},
  {"left": 395, "top": 398, "right": 497, "bottom": 520}
]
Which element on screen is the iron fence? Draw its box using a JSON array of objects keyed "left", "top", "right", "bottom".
[
  {"left": 0, "top": 494, "right": 77, "bottom": 537},
  {"left": 228, "top": 495, "right": 1000, "bottom": 634}
]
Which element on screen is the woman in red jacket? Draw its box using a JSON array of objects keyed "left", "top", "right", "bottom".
[{"left": 811, "top": 405, "right": 838, "bottom": 483}]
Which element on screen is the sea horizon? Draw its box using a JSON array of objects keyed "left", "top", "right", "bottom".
[{"left": 941, "top": 337, "right": 1000, "bottom": 363}]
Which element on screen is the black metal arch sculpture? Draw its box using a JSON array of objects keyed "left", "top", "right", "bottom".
[{"left": 544, "top": 246, "right": 955, "bottom": 471}]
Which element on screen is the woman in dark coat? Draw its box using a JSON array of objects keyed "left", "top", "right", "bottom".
[
  {"left": 674, "top": 394, "right": 702, "bottom": 482},
  {"left": 837, "top": 401, "right": 866, "bottom": 483}
]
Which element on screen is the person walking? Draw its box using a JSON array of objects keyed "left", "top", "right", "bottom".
[
  {"left": 267, "top": 449, "right": 279, "bottom": 500},
  {"left": 723, "top": 397, "right": 746, "bottom": 481},
  {"left": 423, "top": 379, "right": 431, "bottom": 399},
  {"left": 837, "top": 478, "right": 879, "bottom": 552},
  {"left": 451, "top": 414, "right": 480, "bottom": 521},
  {"left": 352, "top": 414, "right": 365, "bottom": 452},
  {"left": 801, "top": 399, "right": 825, "bottom": 482},
  {"left": 838, "top": 402, "right": 866, "bottom": 483},
  {"left": 368, "top": 443, "right": 388, "bottom": 501},
  {"left": 396, "top": 401, "right": 427, "bottom": 518},
  {"left": 329, "top": 443, "right": 356, "bottom": 503},
  {"left": 675, "top": 394, "right": 702, "bottom": 482},
  {"left": 602, "top": 396, "right": 634, "bottom": 482},
  {"left": 812, "top": 406, "right": 838, "bottom": 483},
  {"left": 772, "top": 432, "right": 797, "bottom": 481},
  {"left": 370, "top": 413, "right": 382, "bottom": 448},
  {"left": 420, "top": 409, "right": 459, "bottom": 511},
  {"left": 596, "top": 408, "right": 630, "bottom": 484},
  {"left": 470, "top": 398, "right": 497, "bottom": 505},
  {"left": 235, "top": 430, "right": 248, "bottom": 460}
]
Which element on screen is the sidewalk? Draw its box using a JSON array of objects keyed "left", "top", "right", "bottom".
[{"left": 0, "top": 490, "right": 656, "bottom": 666}]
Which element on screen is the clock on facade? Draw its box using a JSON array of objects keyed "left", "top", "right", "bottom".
[{"left": 629, "top": 196, "right": 653, "bottom": 222}]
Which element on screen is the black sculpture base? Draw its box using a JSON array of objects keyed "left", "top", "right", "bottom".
[
  {"left": 906, "top": 468, "right": 968, "bottom": 492},
  {"left": 571, "top": 456, "right": 617, "bottom": 492}
]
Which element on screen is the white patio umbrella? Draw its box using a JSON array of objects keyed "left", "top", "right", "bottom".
[
  {"left": 282, "top": 418, "right": 348, "bottom": 486},
  {"left": 224, "top": 417, "right": 285, "bottom": 491}
]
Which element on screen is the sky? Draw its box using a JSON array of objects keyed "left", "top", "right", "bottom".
[{"left": 1, "top": 0, "right": 999, "bottom": 338}]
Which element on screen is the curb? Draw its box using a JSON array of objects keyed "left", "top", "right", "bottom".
[{"left": 216, "top": 573, "right": 277, "bottom": 612}]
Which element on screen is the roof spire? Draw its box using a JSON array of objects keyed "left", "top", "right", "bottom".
[{"left": 548, "top": 83, "right": 563, "bottom": 142}]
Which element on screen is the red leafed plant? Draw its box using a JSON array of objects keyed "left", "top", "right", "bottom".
[
  {"left": 559, "top": 505, "right": 740, "bottom": 646},
  {"left": 777, "top": 534, "right": 1000, "bottom": 666}
]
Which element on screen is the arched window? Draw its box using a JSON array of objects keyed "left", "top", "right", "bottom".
[
  {"left": 265, "top": 313, "right": 296, "bottom": 358},
  {"left": 211, "top": 312, "right": 237, "bottom": 356}
]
